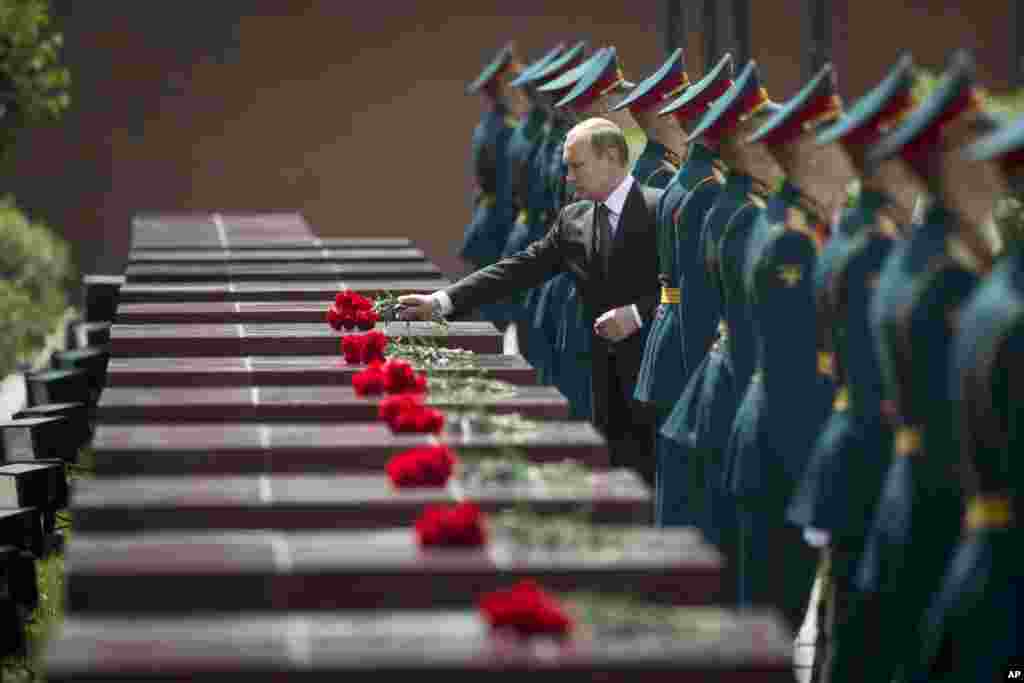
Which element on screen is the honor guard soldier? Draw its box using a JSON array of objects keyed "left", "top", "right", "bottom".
[
  {"left": 462, "top": 42, "right": 527, "bottom": 329},
  {"left": 549, "top": 47, "right": 640, "bottom": 425},
  {"left": 726, "top": 63, "right": 851, "bottom": 634},
  {"left": 660, "top": 60, "right": 784, "bottom": 599},
  {"left": 913, "top": 113, "right": 1024, "bottom": 683},
  {"left": 500, "top": 43, "right": 567, "bottom": 361},
  {"left": 785, "top": 54, "right": 919, "bottom": 683},
  {"left": 515, "top": 41, "right": 590, "bottom": 385},
  {"left": 609, "top": 47, "right": 689, "bottom": 189},
  {"left": 638, "top": 52, "right": 736, "bottom": 527},
  {"left": 856, "top": 49, "right": 1002, "bottom": 683},
  {"left": 529, "top": 47, "right": 604, "bottom": 406}
]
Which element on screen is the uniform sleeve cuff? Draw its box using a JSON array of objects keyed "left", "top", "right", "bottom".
[{"left": 432, "top": 290, "right": 454, "bottom": 316}]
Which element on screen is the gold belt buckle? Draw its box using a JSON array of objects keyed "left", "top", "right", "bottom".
[
  {"left": 894, "top": 426, "right": 922, "bottom": 456},
  {"left": 660, "top": 287, "right": 681, "bottom": 305},
  {"left": 966, "top": 495, "right": 1013, "bottom": 531}
]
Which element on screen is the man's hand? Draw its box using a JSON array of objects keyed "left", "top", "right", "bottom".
[
  {"left": 396, "top": 294, "right": 438, "bottom": 321},
  {"left": 593, "top": 306, "right": 640, "bottom": 343}
]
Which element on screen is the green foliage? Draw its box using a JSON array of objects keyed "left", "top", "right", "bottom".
[{"left": 0, "top": 195, "right": 73, "bottom": 377}]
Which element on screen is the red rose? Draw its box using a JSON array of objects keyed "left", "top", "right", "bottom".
[
  {"left": 352, "top": 363, "right": 386, "bottom": 396},
  {"left": 415, "top": 502, "right": 488, "bottom": 547},
  {"left": 378, "top": 393, "right": 424, "bottom": 423},
  {"left": 362, "top": 330, "right": 388, "bottom": 363},
  {"left": 340, "top": 334, "right": 366, "bottom": 364},
  {"left": 478, "top": 580, "right": 574, "bottom": 637},
  {"left": 355, "top": 309, "right": 379, "bottom": 330},
  {"left": 386, "top": 444, "right": 458, "bottom": 488},
  {"left": 350, "top": 293, "right": 374, "bottom": 312},
  {"left": 335, "top": 290, "right": 356, "bottom": 309},
  {"left": 340, "top": 311, "right": 357, "bottom": 331}
]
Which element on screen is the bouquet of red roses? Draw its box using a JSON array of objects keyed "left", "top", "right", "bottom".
[
  {"left": 478, "top": 580, "right": 575, "bottom": 637},
  {"left": 327, "top": 290, "right": 380, "bottom": 331},
  {"left": 414, "top": 502, "right": 488, "bottom": 547},
  {"left": 341, "top": 330, "right": 388, "bottom": 365},
  {"left": 386, "top": 444, "right": 459, "bottom": 488},
  {"left": 378, "top": 394, "right": 445, "bottom": 434}
]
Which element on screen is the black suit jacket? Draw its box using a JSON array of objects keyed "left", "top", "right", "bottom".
[{"left": 445, "top": 180, "right": 662, "bottom": 429}]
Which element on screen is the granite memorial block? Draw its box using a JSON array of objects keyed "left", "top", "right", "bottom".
[
  {"left": 91, "top": 421, "right": 608, "bottom": 476},
  {"left": 124, "top": 261, "right": 442, "bottom": 283},
  {"left": 46, "top": 610, "right": 795, "bottom": 681},
  {"left": 82, "top": 275, "right": 125, "bottom": 323},
  {"left": 73, "top": 321, "right": 112, "bottom": 348},
  {"left": 115, "top": 279, "right": 452, "bottom": 304},
  {"left": 24, "top": 368, "right": 93, "bottom": 408},
  {"left": 0, "top": 545, "right": 38, "bottom": 614},
  {"left": 0, "top": 508, "right": 44, "bottom": 558},
  {"left": 1, "top": 416, "right": 79, "bottom": 464},
  {"left": 51, "top": 347, "right": 110, "bottom": 399},
  {"left": 71, "top": 470, "right": 651, "bottom": 533},
  {"left": 0, "top": 463, "right": 68, "bottom": 531},
  {"left": 128, "top": 247, "right": 427, "bottom": 265},
  {"left": 12, "top": 403, "right": 91, "bottom": 452}
]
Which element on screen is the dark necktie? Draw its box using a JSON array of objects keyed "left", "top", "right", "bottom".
[{"left": 596, "top": 202, "right": 613, "bottom": 279}]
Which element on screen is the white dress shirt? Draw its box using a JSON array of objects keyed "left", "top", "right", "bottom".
[{"left": 434, "top": 173, "right": 643, "bottom": 327}]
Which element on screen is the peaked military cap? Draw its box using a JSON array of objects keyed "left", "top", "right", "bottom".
[
  {"left": 509, "top": 42, "right": 566, "bottom": 89},
  {"left": 517, "top": 41, "right": 589, "bottom": 87},
  {"left": 687, "top": 60, "right": 777, "bottom": 142},
  {"left": 537, "top": 47, "right": 606, "bottom": 102},
  {"left": 817, "top": 53, "right": 916, "bottom": 146},
  {"left": 865, "top": 50, "right": 982, "bottom": 170},
  {"left": 610, "top": 47, "right": 689, "bottom": 113},
  {"left": 466, "top": 42, "right": 518, "bottom": 95},
  {"left": 747, "top": 63, "right": 843, "bottom": 145},
  {"left": 963, "top": 113, "right": 1024, "bottom": 167},
  {"left": 555, "top": 46, "right": 635, "bottom": 111},
  {"left": 660, "top": 52, "right": 735, "bottom": 119}
]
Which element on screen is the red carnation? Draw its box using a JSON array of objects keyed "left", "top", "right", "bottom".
[
  {"left": 355, "top": 309, "right": 380, "bottom": 330},
  {"left": 390, "top": 405, "right": 445, "bottom": 434},
  {"left": 340, "top": 334, "right": 366, "bottom": 364},
  {"left": 326, "top": 304, "right": 344, "bottom": 331},
  {"left": 478, "top": 580, "right": 574, "bottom": 637},
  {"left": 415, "top": 502, "right": 488, "bottom": 547},
  {"left": 362, "top": 330, "right": 388, "bottom": 363},
  {"left": 382, "top": 359, "right": 427, "bottom": 394},
  {"left": 386, "top": 444, "right": 459, "bottom": 488},
  {"left": 378, "top": 393, "right": 424, "bottom": 423},
  {"left": 352, "top": 362, "right": 386, "bottom": 396}
]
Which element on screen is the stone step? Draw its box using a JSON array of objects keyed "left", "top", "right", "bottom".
[
  {"left": 105, "top": 354, "right": 535, "bottom": 387},
  {"left": 116, "top": 279, "right": 451, "bottom": 303},
  {"left": 127, "top": 247, "right": 426, "bottom": 264},
  {"left": 47, "top": 610, "right": 794, "bottom": 681},
  {"left": 91, "top": 421, "right": 607, "bottom": 475},
  {"left": 124, "top": 261, "right": 442, "bottom": 283},
  {"left": 66, "top": 527, "right": 721, "bottom": 613},
  {"left": 109, "top": 322, "right": 502, "bottom": 356},
  {"left": 115, "top": 300, "right": 478, "bottom": 325},
  {"left": 71, "top": 471, "right": 651, "bottom": 532},
  {"left": 130, "top": 213, "right": 316, "bottom": 250},
  {"left": 95, "top": 385, "right": 568, "bottom": 423}
]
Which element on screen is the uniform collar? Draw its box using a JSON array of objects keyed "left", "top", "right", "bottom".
[{"left": 603, "top": 174, "right": 635, "bottom": 215}]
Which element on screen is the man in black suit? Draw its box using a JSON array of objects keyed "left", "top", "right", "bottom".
[{"left": 399, "top": 117, "right": 663, "bottom": 485}]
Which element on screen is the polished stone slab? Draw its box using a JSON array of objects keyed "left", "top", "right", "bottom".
[
  {"left": 106, "top": 354, "right": 534, "bottom": 387},
  {"left": 124, "top": 261, "right": 442, "bottom": 283},
  {"left": 91, "top": 421, "right": 606, "bottom": 475},
  {"left": 109, "top": 321, "right": 501, "bottom": 356},
  {"left": 47, "top": 610, "right": 794, "bottom": 681},
  {"left": 116, "top": 300, "right": 474, "bottom": 325},
  {"left": 128, "top": 247, "right": 426, "bottom": 264},
  {"left": 66, "top": 527, "right": 720, "bottom": 613},
  {"left": 95, "top": 385, "right": 568, "bottom": 423},
  {"left": 116, "top": 279, "right": 451, "bottom": 303},
  {"left": 71, "top": 470, "right": 651, "bottom": 532}
]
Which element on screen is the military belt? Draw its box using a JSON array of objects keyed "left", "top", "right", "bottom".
[
  {"left": 832, "top": 385, "right": 849, "bottom": 412},
  {"left": 660, "top": 287, "right": 681, "bottom": 305},
  {"left": 966, "top": 494, "right": 1013, "bottom": 531},
  {"left": 817, "top": 351, "right": 835, "bottom": 378},
  {"left": 894, "top": 426, "right": 922, "bottom": 456},
  {"left": 477, "top": 193, "right": 497, "bottom": 208}
]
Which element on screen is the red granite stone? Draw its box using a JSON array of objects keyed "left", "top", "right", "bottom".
[
  {"left": 95, "top": 385, "right": 568, "bottom": 423},
  {"left": 71, "top": 471, "right": 650, "bottom": 533},
  {"left": 47, "top": 611, "right": 795, "bottom": 681},
  {"left": 106, "top": 354, "right": 534, "bottom": 387},
  {"left": 91, "top": 421, "right": 606, "bottom": 475},
  {"left": 109, "top": 322, "right": 501, "bottom": 356},
  {"left": 116, "top": 279, "right": 450, "bottom": 303},
  {"left": 66, "top": 527, "right": 720, "bottom": 613},
  {"left": 127, "top": 248, "right": 426, "bottom": 264},
  {"left": 124, "top": 262, "right": 441, "bottom": 283}
]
